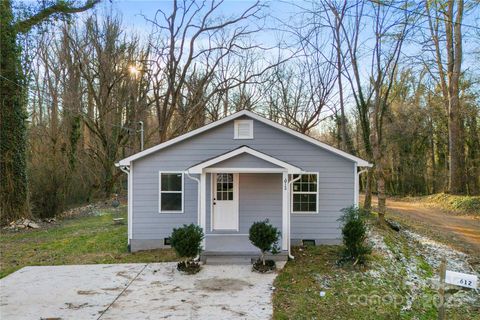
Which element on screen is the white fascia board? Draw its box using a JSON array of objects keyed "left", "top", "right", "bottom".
[
  {"left": 117, "top": 110, "right": 372, "bottom": 167},
  {"left": 188, "top": 146, "right": 302, "bottom": 174}
]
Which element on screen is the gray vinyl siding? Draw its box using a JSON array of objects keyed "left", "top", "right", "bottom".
[
  {"left": 209, "top": 153, "right": 281, "bottom": 169},
  {"left": 131, "top": 115, "right": 354, "bottom": 246},
  {"left": 205, "top": 173, "right": 282, "bottom": 234}
]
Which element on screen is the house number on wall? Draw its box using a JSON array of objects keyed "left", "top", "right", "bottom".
[{"left": 284, "top": 178, "right": 288, "bottom": 191}]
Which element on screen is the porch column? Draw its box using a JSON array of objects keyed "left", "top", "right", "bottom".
[
  {"left": 200, "top": 172, "right": 207, "bottom": 248},
  {"left": 282, "top": 172, "right": 288, "bottom": 251}
]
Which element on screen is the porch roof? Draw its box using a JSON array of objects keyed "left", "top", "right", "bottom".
[{"left": 187, "top": 146, "right": 303, "bottom": 174}]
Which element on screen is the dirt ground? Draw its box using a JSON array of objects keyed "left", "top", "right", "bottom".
[{"left": 363, "top": 196, "right": 480, "bottom": 257}]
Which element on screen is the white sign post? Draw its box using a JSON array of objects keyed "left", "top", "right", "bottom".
[{"left": 445, "top": 270, "right": 478, "bottom": 289}]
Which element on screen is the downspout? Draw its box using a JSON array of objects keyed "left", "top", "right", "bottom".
[
  {"left": 117, "top": 163, "right": 130, "bottom": 175},
  {"left": 185, "top": 171, "right": 201, "bottom": 262},
  {"left": 287, "top": 174, "right": 302, "bottom": 260},
  {"left": 116, "top": 163, "right": 131, "bottom": 251},
  {"left": 358, "top": 169, "right": 368, "bottom": 177}
]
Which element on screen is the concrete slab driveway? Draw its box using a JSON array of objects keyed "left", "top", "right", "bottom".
[{"left": 0, "top": 263, "right": 280, "bottom": 319}]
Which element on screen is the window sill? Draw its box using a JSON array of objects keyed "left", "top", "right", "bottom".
[
  {"left": 159, "top": 211, "right": 184, "bottom": 214},
  {"left": 291, "top": 212, "right": 319, "bottom": 215}
]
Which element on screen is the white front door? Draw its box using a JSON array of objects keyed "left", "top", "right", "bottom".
[{"left": 212, "top": 173, "right": 239, "bottom": 230}]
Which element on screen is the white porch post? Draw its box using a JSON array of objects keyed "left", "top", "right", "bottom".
[
  {"left": 282, "top": 172, "right": 288, "bottom": 251},
  {"left": 200, "top": 172, "right": 207, "bottom": 249}
]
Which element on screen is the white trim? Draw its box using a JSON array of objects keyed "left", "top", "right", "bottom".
[
  {"left": 128, "top": 163, "right": 133, "bottom": 244},
  {"left": 205, "top": 167, "right": 287, "bottom": 173},
  {"left": 117, "top": 110, "right": 372, "bottom": 167},
  {"left": 234, "top": 119, "right": 254, "bottom": 139},
  {"left": 282, "top": 172, "right": 288, "bottom": 251},
  {"left": 188, "top": 146, "right": 302, "bottom": 174},
  {"left": 205, "top": 233, "right": 249, "bottom": 236},
  {"left": 210, "top": 173, "right": 213, "bottom": 232},
  {"left": 211, "top": 173, "right": 240, "bottom": 231},
  {"left": 290, "top": 173, "right": 319, "bottom": 214},
  {"left": 158, "top": 171, "right": 184, "bottom": 213},
  {"left": 200, "top": 172, "right": 207, "bottom": 249}
]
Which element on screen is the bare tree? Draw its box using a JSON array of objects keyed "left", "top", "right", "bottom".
[
  {"left": 145, "top": 0, "right": 291, "bottom": 142},
  {"left": 328, "top": 0, "right": 411, "bottom": 221},
  {"left": 426, "top": 0, "right": 466, "bottom": 194},
  {"left": 323, "top": 0, "right": 354, "bottom": 153},
  {"left": 265, "top": 6, "right": 337, "bottom": 134},
  {"left": 67, "top": 15, "right": 151, "bottom": 196}
]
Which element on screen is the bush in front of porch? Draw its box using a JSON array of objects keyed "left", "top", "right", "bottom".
[
  {"left": 249, "top": 219, "right": 280, "bottom": 272},
  {"left": 170, "top": 224, "right": 204, "bottom": 274}
]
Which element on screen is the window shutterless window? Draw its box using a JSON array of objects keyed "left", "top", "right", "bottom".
[
  {"left": 291, "top": 173, "right": 318, "bottom": 213},
  {"left": 159, "top": 172, "right": 184, "bottom": 213}
]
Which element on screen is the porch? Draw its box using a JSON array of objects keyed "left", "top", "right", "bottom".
[{"left": 187, "top": 146, "right": 304, "bottom": 263}]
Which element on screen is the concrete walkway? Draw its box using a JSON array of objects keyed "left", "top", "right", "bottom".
[{"left": 0, "top": 262, "right": 282, "bottom": 320}]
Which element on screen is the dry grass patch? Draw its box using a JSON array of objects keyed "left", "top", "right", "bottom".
[{"left": 0, "top": 208, "right": 176, "bottom": 278}]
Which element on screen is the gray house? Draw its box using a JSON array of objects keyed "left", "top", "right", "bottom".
[{"left": 117, "top": 110, "right": 371, "bottom": 261}]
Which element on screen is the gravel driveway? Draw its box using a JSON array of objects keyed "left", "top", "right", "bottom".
[{"left": 0, "top": 262, "right": 283, "bottom": 319}]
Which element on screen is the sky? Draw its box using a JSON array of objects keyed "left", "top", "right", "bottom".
[{"left": 17, "top": 0, "right": 480, "bottom": 128}]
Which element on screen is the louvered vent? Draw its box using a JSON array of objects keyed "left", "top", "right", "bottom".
[{"left": 234, "top": 120, "right": 253, "bottom": 139}]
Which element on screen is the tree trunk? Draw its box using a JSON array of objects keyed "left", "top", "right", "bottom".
[{"left": 363, "top": 170, "right": 373, "bottom": 210}]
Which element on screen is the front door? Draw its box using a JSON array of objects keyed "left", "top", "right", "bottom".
[{"left": 212, "top": 173, "right": 239, "bottom": 230}]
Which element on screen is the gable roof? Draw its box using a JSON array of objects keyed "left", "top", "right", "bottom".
[
  {"left": 117, "top": 110, "right": 372, "bottom": 167},
  {"left": 187, "top": 146, "right": 303, "bottom": 174}
]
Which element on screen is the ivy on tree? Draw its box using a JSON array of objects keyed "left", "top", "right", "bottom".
[{"left": 0, "top": 0, "right": 99, "bottom": 225}]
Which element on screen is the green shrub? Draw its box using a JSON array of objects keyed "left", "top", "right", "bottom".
[
  {"left": 170, "top": 224, "right": 204, "bottom": 262},
  {"left": 450, "top": 196, "right": 480, "bottom": 214},
  {"left": 249, "top": 219, "right": 280, "bottom": 265},
  {"left": 338, "top": 206, "right": 371, "bottom": 265},
  {"left": 426, "top": 193, "right": 480, "bottom": 215}
]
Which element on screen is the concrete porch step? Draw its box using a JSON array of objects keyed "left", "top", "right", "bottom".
[
  {"left": 201, "top": 251, "right": 288, "bottom": 265},
  {"left": 204, "top": 256, "right": 252, "bottom": 265}
]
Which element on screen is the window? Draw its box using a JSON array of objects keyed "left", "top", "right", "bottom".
[
  {"left": 291, "top": 173, "right": 318, "bottom": 213},
  {"left": 216, "top": 173, "right": 234, "bottom": 201},
  {"left": 234, "top": 120, "right": 253, "bottom": 139},
  {"left": 159, "top": 172, "right": 184, "bottom": 213}
]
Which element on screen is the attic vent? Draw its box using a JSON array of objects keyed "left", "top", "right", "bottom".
[{"left": 234, "top": 120, "right": 253, "bottom": 139}]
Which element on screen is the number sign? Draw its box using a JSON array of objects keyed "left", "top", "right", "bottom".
[{"left": 445, "top": 270, "right": 478, "bottom": 289}]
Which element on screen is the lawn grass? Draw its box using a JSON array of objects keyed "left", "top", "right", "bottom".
[
  {"left": 0, "top": 207, "right": 176, "bottom": 278},
  {"left": 273, "top": 246, "right": 405, "bottom": 320},
  {"left": 273, "top": 234, "right": 479, "bottom": 320}
]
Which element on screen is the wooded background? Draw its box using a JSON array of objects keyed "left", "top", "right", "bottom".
[{"left": 1, "top": 0, "right": 479, "bottom": 224}]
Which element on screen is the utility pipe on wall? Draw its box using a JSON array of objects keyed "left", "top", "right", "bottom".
[{"left": 287, "top": 174, "right": 302, "bottom": 260}]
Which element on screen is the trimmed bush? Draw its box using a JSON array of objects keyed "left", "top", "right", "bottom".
[
  {"left": 170, "top": 224, "right": 204, "bottom": 273},
  {"left": 338, "top": 206, "right": 371, "bottom": 265},
  {"left": 249, "top": 219, "right": 280, "bottom": 266}
]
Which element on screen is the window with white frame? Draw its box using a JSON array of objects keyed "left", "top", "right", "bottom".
[
  {"left": 291, "top": 173, "right": 318, "bottom": 213},
  {"left": 159, "top": 172, "right": 184, "bottom": 213},
  {"left": 234, "top": 120, "right": 253, "bottom": 139}
]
